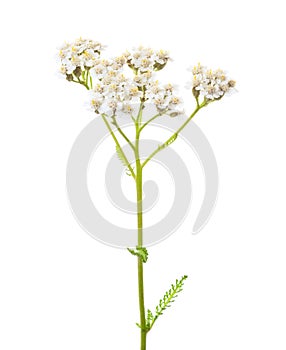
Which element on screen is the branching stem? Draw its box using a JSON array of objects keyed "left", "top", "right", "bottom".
[
  {"left": 111, "top": 116, "right": 135, "bottom": 151},
  {"left": 101, "top": 114, "right": 136, "bottom": 180},
  {"left": 142, "top": 102, "right": 206, "bottom": 168}
]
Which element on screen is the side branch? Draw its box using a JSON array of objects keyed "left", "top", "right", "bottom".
[
  {"left": 139, "top": 113, "right": 163, "bottom": 134},
  {"left": 142, "top": 103, "right": 205, "bottom": 168},
  {"left": 111, "top": 116, "right": 135, "bottom": 151},
  {"left": 101, "top": 114, "right": 136, "bottom": 180}
]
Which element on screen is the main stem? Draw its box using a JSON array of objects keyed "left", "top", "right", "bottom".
[{"left": 135, "top": 118, "right": 147, "bottom": 350}]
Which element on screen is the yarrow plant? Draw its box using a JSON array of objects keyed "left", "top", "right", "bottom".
[{"left": 57, "top": 37, "right": 236, "bottom": 350}]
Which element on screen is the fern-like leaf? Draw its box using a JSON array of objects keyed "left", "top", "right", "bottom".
[
  {"left": 166, "top": 133, "right": 177, "bottom": 146},
  {"left": 146, "top": 275, "right": 188, "bottom": 331},
  {"left": 116, "top": 145, "right": 128, "bottom": 167},
  {"left": 127, "top": 247, "right": 148, "bottom": 263},
  {"left": 126, "top": 167, "right": 134, "bottom": 176},
  {"left": 145, "top": 309, "right": 154, "bottom": 330},
  {"left": 159, "top": 133, "right": 178, "bottom": 151},
  {"left": 115, "top": 145, "right": 133, "bottom": 176}
]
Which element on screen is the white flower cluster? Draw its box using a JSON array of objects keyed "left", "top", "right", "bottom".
[
  {"left": 126, "top": 46, "right": 170, "bottom": 73},
  {"left": 187, "top": 63, "right": 236, "bottom": 100},
  {"left": 58, "top": 38, "right": 103, "bottom": 77},
  {"left": 89, "top": 56, "right": 143, "bottom": 116},
  {"left": 88, "top": 47, "right": 182, "bottom": 117},
  {"left": 145, "top": 81, "right": 182, "bottom": 114}
]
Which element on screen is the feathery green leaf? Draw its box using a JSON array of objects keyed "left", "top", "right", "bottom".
[
  {"left": 166, "top": 133, "right": 177, "bottom": 146},
  {"left": 127, "top": 247, "right": 148, "bottom": 263},
  {"left": 146, "top": 275, "right": 188, "bottom": 331},
  {"left": 116, "top": 144, "right": 128, "bottom": 167},
  {"left": 115, "top": 145, "right": 133, "bottom": 176}
]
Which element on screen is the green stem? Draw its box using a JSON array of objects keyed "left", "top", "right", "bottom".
[
  {"left": 75, "top": 77, "right": 89, "bottom": 90},
  {"left": 101, "top": 114, "right": 136, "bottom": 180},
  {"left": 111, "top": 116, "right": 135, "bottom": 151},
  {"left": 77, "top": 74, "right": 136, "bottom": 180},
  {"left": 139, "top": 112, "right": 163, "bottom": 134},
  {"left": 135, "top": 104, "right": 147, "bottom": 350},
  {"left": 142, "top": 103, "right": 205, "bottom": 168},
  {"left": 138, "top": 258, "right": 146, "bottom": 349}
]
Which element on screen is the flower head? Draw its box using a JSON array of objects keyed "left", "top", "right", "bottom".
[
  {"left": 187, "top": 64, "right": 236, "bottom": 102},
  {"left": 58, "top": 38, "right": 103, "bottom": 80},
  {"left": 85, "top": 46, "right": 181, "bottom": 117},
  {"left": 126, "top": 46, "right": 170, "bottom": 73}
]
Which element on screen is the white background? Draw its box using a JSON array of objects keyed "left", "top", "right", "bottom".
[{"left": 1, "top": 0, "right": 286, "bottom": 349}]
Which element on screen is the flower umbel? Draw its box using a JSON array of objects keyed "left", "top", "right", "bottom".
[
  {"left": 187, "top": 63, "right": 236, "bottom": 103},
  {"left": 84, "top": 46, "right": 182, "bottom": 117},
  {"left": 58, "top": 37, "right": 103, "bottom": 86}
]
